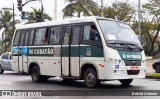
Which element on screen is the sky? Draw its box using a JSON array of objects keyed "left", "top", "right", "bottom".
[
  {"left": 0, "top": 0, "right": 149, "bottom": 38},
  {"left": 0, "top": 0, "right": 149, "bottom": 20}
]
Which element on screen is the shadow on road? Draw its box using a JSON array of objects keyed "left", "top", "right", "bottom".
[
  {"left": 147, "top": 79, "right": 160, "bottom": 81},
  {"left": 1, "top": 71, "right": 29, "bottom": 76},
  {"left": 0, "top": 72, "right": 148, "bottom": 90},
  {"left": 46, "top": 78, "right": 144, "bottom": 90}
]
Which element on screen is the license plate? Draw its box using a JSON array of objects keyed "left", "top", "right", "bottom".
[{"left": 131, "top": 66, "right": 140, "bottom": 70}]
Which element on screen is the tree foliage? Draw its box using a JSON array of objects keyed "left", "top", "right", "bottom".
[
  {"left": 26, "top": 8, "right": 52, "bottom": 23},
  {"left": 103, "top": 1, "right": 135, "bottom": 23},
  {"left": 62, "top": 0, "right": 100, "bottom": 18},
  {"left": 142, "top": 0, "right": 160, "bottom": 55},
  {"left": 0, "top": 9, "right": 19, "bottom": 52}
]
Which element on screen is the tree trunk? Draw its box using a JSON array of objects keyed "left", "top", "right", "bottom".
[
  {"left": 78, "top": 11, "right": 80, "bottom": 17},
  {"left": 150, "top": 42, "right": 154, "bottom": 55},
  {"left": 150, "top": 24, "right": 160, "bottom": 55}
]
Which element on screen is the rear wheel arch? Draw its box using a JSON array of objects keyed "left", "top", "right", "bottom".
[{"left": 29, "top": 62, "right": 40, "bottom": 74}]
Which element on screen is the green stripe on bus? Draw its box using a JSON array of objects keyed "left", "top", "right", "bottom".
[
  {"left": 118, "top": 51, "right": 142, "bottom": 60},
  {"left": 12, "top": 46, "right": 104, "bottom": 57},
  {"left": 62, "top": 46, "right": 104, "bottom": 57}
]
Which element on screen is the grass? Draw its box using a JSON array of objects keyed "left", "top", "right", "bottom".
[{"left": 147, "top": 73, "right": 160, "bottom": 77}]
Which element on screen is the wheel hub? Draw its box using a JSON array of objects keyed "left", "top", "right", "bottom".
[
  {"left": 86, "top": 73, "right": 95, "bottom": 84},
  {"left": 33, "top": 70, "right": 39, "bottom": 80}
]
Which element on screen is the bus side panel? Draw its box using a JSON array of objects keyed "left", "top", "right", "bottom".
[
  {"left": 18, "top": 47, "right": 28, "bottom": 73},
  {"left": 61, "top": 45, "right": 69, "bottom": 76},
  {"left": 70, "top": 46, "right": 80, "bottom": 77},
  {"left": 22, "top": 46, "right": 29, "bottom": 73},
  {"left": 79, "top": 45, "right": 105, "bottom": 79},
  {"left": 28, "top": 46, "right": 61, "bottom": 76}
]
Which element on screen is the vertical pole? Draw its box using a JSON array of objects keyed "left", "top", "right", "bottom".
[
  {"left": 4, "top": 30, "right": 6, "bottom": 52},
  {"left": 138, "top": 0, "right": 142, "bottom": 44},
  {"left": 13, "top": 3, "right": 15, "bottom": 31},
  {"left": 101, "top": 0, "right": 104, "bottom": 17},
  {"left": 54, "top": 0, "right": 57, "bottom": 20}
]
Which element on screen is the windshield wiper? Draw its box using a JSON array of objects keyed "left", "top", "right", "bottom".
[
  {"left": 125, "top": 44, "right": 133, "bottom": 50},
  {"left": 107, "top": 41, "right": 143, "bottom": 51},
  {"left": 127, "top": 43, "right": 143, "bottom": 51},
  {"left": 107, "top": 42, "right": 132, "bottom": 50}
]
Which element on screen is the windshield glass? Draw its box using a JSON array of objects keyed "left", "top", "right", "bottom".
[{"left": 98, "top": 20, "right": 140, "bottom": 44}]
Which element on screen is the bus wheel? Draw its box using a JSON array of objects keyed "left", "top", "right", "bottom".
[
  {"left": 84, "top": 68, "right": 100, "bottom": 88},
  {"left": 31, "top": 66, "right": 48, "bottom": 83},
  {"left": 119, "top": 79, "right": 133, "bottom": 86},
  {"left": 0, "top": 65, "right": 4, "bottom": 74}
]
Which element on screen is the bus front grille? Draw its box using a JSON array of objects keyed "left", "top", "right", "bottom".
[
  {"left": 124, "top": 60, "right": 141, "bottom": 66},
  {"left": 127, "top": 70, "right": 140, "bottom": 75}
]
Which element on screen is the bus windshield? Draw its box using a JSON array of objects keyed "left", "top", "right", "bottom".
[{"left": 98, "top": 20, "right": 140, "bottom": 44}]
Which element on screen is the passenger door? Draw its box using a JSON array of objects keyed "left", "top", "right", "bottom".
[
  {"left": 62, "top": 25, "right": 81, "bottom": 77},
  {"left": 70, "top": 26, "right": 81, "bottom": 77},
  {"left": 19, "top": 30, "right": 30, "bottom": 73},
  {"left": 12, "top": 31, "right": 21, "bottom": 72},
  {"left": 62, "top": 26, "right": 71, "bottom": 76}
]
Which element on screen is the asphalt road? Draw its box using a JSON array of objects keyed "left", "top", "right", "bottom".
[
  {"left": 0, "top": 71, "right": 160, "bottom": 99},
  {"left": 0, "top": 71, "right": 160, "bottom": 90}
]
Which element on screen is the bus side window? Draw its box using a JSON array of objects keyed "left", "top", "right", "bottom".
[
  {"left": 20, "top": 31, "right": 26, "bottom": 46},
  {"left": 13, "top": 30, "right": 21, "bottom": 46},
  {"left": 83, "top": 25, "right": 91, "bottom": 40},
  {"left": 28, "top": 30, "right": 35, "bottom": 45},
  {"left": 34, "top": 28, "right": 48, "bottom": 45},
  {"left": 63, "top": 27, "right": 71, "bottom": 45},
  {"left": 90, "top": 25, "right": 100, "bottom": 40},
  {"left": 72, "top": 26, "right": 81, "bottom": 45},
  {"left": 83, "top": 25, "right": 100, "bottom": 41},
  {"left": 49, "top": 27, "right": 61, "bottom": 44},
  {"left": 24, "top": 31, "right": 29, "bottom": 46}
]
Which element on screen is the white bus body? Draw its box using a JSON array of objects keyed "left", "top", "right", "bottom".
[{"left": 11, "top": 17, "right": 146, "bottom": 88}]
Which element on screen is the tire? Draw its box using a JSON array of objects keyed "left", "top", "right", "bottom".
[
  {"left": 154, "top": 64, "right": 160, "bottom": 73},
  {"left": 84, "top": 68, "right": 100, "bottom": 88},
  {"left": 120, "top": 79, "right": 133, "bottom": 86},
  {"left": 0, "top": 65, "right": 4, "bottom": 74},
  {"left": 31, "top": 66, "right": 49, "bottom": 83}
]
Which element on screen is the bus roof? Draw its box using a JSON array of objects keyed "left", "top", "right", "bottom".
[{"left": 16, "top": 16, "right": 116, "bottom": 30}]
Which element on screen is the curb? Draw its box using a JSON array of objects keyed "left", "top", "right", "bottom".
[{"left": 145, "top": 76, "right": 160, "bottom": 79}]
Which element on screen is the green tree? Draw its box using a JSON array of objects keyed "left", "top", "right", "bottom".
[
  {"left": 26, "top": 8, "right": 52, "bottom": 23},
  {"left": 103, "top": 1, "right": 135, "bottom": 23},
  {"left": 0, "top": 9, "right": 19, "bottom": 52},
  {"left": 142, "top": 0, "right": 160, "bottom": 55},
  {"left": 62, "top": 0, "right": 100, "bottom": 18},
  {"left": 132, "top": 20, "right": 157, "bottom": 55}
]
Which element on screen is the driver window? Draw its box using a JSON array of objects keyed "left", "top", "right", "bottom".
[{"left": 83, "top": 24, "right": 100, "bottom": 41}]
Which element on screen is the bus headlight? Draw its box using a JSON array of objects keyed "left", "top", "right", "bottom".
[{"left": 107, "top": 58, "right": 124, "bottom": 64}]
